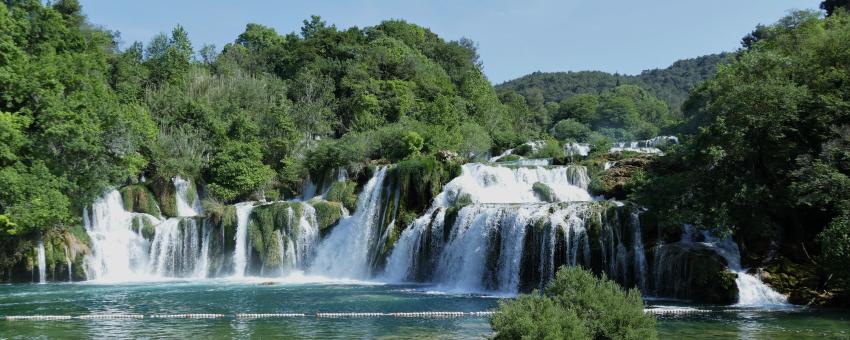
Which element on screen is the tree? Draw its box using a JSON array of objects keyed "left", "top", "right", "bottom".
[
  {"left": 207, "top": 141, "right": 275, "bottom": 201},
  {"left": 551, "top": 119, "right": 591, "bottom": 142},
  {"left": 821, "top": 0, "right": 850, "bottom": 16},
  {"left": 637, "top": 11, "right": 850, "bottom": 304},
  {"left": 491, "top": 266, "right": 656, "bottom": 340}
]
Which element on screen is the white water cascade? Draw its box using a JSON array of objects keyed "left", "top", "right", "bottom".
[
  {"left": 232, "top": 202, "right": 256, "bottom": 278},
  {"left": 36, "top": 241, "right": 47, "bottom": 284},
  {"left": 84, "top": 190, "right": 153, "bottom": 281},
  {"left": 435, "top": 163, "right": 592, "bottom": 206},
  {"left": 382, "top": 163, "right": 651, "bottom": 293},
  {"left": 174, "top": 176, "right": 202, "bottom": 217},
  {"left": 682, "top": 227, "right": 788, "bottom": 306},
  {"left": 309, "top": 167, "right": 389, "bottom": 279},
  {"left": 84, "top": 178, "right": 211, "bottom": 281}
]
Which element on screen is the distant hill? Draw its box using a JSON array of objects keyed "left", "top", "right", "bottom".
[{"left": 496, "top": 53, "right": 731, "bottom": 114}]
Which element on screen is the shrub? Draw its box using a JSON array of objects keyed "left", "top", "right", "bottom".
[
  {"left": 533, "top": 139, "right": 565, "bottom": 164},
  {"left": 492, "top": 266, "right": 656, "bottom": 340},
  {"left": 532, "top": 182, "right": 556, "bottom": 202},
  {"left": 325, "top": 181, "right": 358, "bottom": 211},
  {"left": 310, "top": 199, "right": 343, "bottom": 234},
  {"left": 207, "top": 141, "right": 276, "bottom": 201},
  {"left": 551, "top": 119, "right": 591, "bottom": 142}
]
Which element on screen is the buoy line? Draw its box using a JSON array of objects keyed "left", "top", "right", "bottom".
[{"left": 3, "top": 309, "right": 718, "bottom": 321}]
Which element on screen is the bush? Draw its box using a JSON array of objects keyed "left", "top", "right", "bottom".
[
  {"left": 325, "top": 180, "right": 358, "bottom": 211},
  {"left": 551, "top": 119, "right": 591, "bottom": 142},
  {"left": 532, "top": 182, "right": 556, "bottom": 202},
  {"left": 819, "top": 213, "right": 850, "bottom": 293},
  {"left": 491, "top": 294, "right": 588, "bottom": 339},
  {"left": 207, "top": 141, "right": 276, "bottom": 201},
  {"left": 310, "top": 199, "right": 343, "bottom": 234},
  {"left": 513, "top": 143, "right": 534, "bottom": 156},
  {"left": 492, "top": 266, "right": 656, "bottom": 340},
  {"left": 533, "top": 139, "right": 565, "bottom": 164}
]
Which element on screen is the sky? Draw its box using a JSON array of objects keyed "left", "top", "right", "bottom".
[{"left": 78, "top": 0, "right": 822, "bottom": 84}]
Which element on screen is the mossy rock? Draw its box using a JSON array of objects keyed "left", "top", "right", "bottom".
[
  {"left": 532, "top": 182, "right": 557, "bottom": 202},
  {"left": 310, "top": 199, "right": 343, "bottom": 235},
  {"left": 131, "top": 216, "right": 156, "bottom": 240},
  {"left": 147, "top": 178, "right": 177, "bottom": 218},
  {"left": 497, "top": 154, "right": 522, "bottom": 162},
  {"left": 763, "top": 257, "right": 825, "bottom": 305},
  {"left": 325, "top": 180, "right": 358, "bottom": 211},
  {"left": 588, "top": 157, "right": 651, "bottom": 200},
  {"left": 65, "top": 224, "right": 91, "bottom": 249},
  {"left": 653, "top": 243, "right": 739, "bottom": 304},
  {"left": 246, "top": 202, "right": 307, "bottom": 267},
  {"left": 120, "top": 185, "right": 162, "bottom": 218}
]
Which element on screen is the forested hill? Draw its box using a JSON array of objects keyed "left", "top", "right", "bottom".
[{"left": 496, "top": 53, "right": 730, "bottom": 114}]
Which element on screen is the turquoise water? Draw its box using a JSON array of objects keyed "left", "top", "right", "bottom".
[{"left": 2, "top": 280, "right": 849, "bottom": 338}]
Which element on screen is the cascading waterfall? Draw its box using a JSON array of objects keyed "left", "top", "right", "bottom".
[
  {"left": 72, "top": 159, "right": 784, "bottom": 307},
  {"left": 36, "top": 241, "right": 46, "bottom": 284},
  {"left": 383, "top": 163, "right": 648, "bottom": 293},
  {"left": 687, "top": 229, "right": 788, "bottom": 306},
  {"left": 653, "top": 226, "right": 787, "bottom": 306},
  {"left": 84, "top": 190, "right": 153, "bottom": 281},
  {"left": 84, "top": 178, "right": 211, "bottom": 281},
  {"left": 232, "top": 202, "right": 256, "bottom": 278},
  {"left": 174, "top": 176, "right": 202, "bottom": 217},
  {"left": 436, "top": 163, "right": 592, "bottom": 205},
  {"left": 309, "top": 167, "right": 389, "bottom": 279}
]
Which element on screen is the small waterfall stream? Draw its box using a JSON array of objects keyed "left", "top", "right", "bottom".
[
  {"left": 309, "top": 167, "right": 388, "bottom": 279},
  {"left": 232, "top": 202, "right": 256, "bottom": 278},
  {"left": 174, "top": 176, "right": 202, "bottom": 217},
  {"left": 36, "top": 241, "right": 46, "bottom": 284}
]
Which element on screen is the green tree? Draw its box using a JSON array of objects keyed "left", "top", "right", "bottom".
[
  {"left": 551, "top": 119, "right": 591, "bottom": 142},
  {"left": 491, "top": 266, "right": 656, "bottom": 340},
  {"left": 822, "top": 0, "right": 850, "bottom": 16},
  {"left": 207, "top": 141, "right": 276, "bottom": 201}
]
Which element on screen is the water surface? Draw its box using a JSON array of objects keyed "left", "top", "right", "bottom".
[{"left": 1, "top": 281, "right": 848, "bottom": 339}]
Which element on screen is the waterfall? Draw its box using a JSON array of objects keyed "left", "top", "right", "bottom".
[
  {"left": 195, "top": 221, "right": 212, "bottom": 278},
  {"left": 309, "top": 167, "right": 388, "bottom": 279},
  {"left": 670, "top": 227, "right": 788, "bottom": 306},
  {"left": 701, "top": 236, "right": 788, "bottom": 306},
  {"left": 84, "top": 190, "right": 153, "bottom": 281},
  {"left": 383, "top": 163, "right": 648, "bottom": 293},
  {"left": 292, "top": 203, "right": 320, "bottom": 267},
  {"left": 148, "top": 218, "right": 206, "bottom": 277},
  {"left": 736, "top": 272, "right": 788, "bottom": 306},
  {"left": 232, "top": 202, "right": 256, "bottom": 277},
  {"left": 36, "top": 241, "right": 46, "bottom": 284},
  {"left": 63, "top": 244, "right": 72, "bottom": 282},
  {"left": 174, "top": 176, "right": 202, "bottom": 217},
  {"left": 84, "top": 177, "right": 212, "bottom": 281},
  {"left": 434, "top": 164, "right": 591, "bottom": 207}
]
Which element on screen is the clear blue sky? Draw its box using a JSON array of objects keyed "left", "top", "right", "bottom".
[{"left": 79, "top": 0, "right": 821, "bottom": 83}]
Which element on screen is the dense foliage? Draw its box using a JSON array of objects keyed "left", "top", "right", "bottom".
[
  {"left": 491, "top": 266, "right": 656, "bottom": 340},
  {"left": 493, "top": 55, "right": 728, "bottom": 143},
  {"left": 496, "top": 54, "right": 729, "bottom": 115},
  {"left": 637, "top": 9, "right": 850, "bottom": 304}
]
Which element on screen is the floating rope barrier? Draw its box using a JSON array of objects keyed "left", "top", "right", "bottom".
[
  {"left": 3, "top": 309, "right": 717, "bottom": 321},
  {"left": 236, "top": 313, "right": 306, "bottom": 319},
  {"left": 149, "top": 314, "right": 226, "bottom": 319},
  {"left": 77, "top": 314, "right": 143, "bottom": 320},
  {"left": 5, "top": 315, "right": 73, "bottom": 321},
  {"left": 644, "top": 308, "right": 712, "bottom": 315}
]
